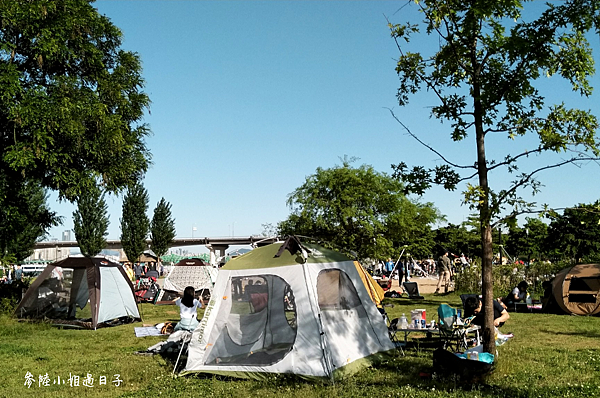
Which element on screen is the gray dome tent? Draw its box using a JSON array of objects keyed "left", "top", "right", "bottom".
[
  {"left": 15, "top": 256, "right": 140, "bottom": 329},
  {"left": 551, "top": 263, "right": 600, "bottom": 316}
]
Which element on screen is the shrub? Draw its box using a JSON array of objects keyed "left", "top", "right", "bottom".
[
  {"left": 0, "top": 279, "right": 30, "bottom": 314},
  {"left": 0, "top": 297, "right": 18, "bottom": 314},
  {"left": 454, "top": 259, "right": 566, "bottom": 298},
  {"left": 454, "top": 264, "right": 481, "bottom": 293}
]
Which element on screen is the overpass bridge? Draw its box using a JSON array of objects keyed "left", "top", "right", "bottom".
[{"left": 33, "top": 236, "right": 280, "bottom": 266}]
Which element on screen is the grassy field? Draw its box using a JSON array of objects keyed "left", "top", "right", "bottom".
[{"left": 2, "top": 292, "right": 600, "bottom": 398}]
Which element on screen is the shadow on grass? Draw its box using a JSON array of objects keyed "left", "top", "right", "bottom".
[
  {"left": 386, "top": 298, "right": 445, "bottom": 307},
  {"left": 540, "top": 328, "right": 600, "bottom": 339},
  {"left": 146, "top": 347, "right": 600, "bottom": 398}
]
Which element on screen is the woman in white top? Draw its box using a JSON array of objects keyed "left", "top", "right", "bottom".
[{"left": 174, "top": 286, "right": 203, "bottom": 331}]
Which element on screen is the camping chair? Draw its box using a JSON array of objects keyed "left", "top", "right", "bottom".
[
  {"left": 386, "top": 317, "right": 405, "bottom": 355},
  {"left": 377, "top": 303, "right": 395, "bottom": 325},
  {"left": 403, "top": 282, "right": 424, "bottom": 300},
  {"left": 437, "top": 304, "right": 469, "bottom": 352},
  {"left": 377, "top": 307, "right": 390, "bottom": 325},
  {"left": 376, "top": 278, "right": 393, "bottom": 291},
  {"left": 377, "top": 306, "right": 404, "bottom": 355}
]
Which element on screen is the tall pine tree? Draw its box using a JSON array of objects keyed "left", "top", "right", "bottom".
[
  {"left": 73, "top": 185, "right": 109, "bottom": 257},
  {"left": 150, "top": 198, "right": 176, "bottom": 260},
  {"left": 120, "top": 183, "right": 149, "bottom": 264}
]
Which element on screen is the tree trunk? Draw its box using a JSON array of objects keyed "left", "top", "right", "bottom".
[
  {"left": 480, "top": 223, "right": 495, "bottom": 353},
  {"left": 473, "top": 79, "right": 496, "bottom": 354}
]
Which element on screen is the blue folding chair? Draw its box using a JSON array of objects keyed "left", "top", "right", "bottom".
[{"left": 437, "top": 304, "right": 469, "bottom": 352}]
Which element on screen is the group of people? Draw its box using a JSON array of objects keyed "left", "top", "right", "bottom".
[
  {"left": 381, "top": 257, "right": 435, "bottom": 281},
  {"left": 463, "top": 280, "right": 530, "bottom": 330},
  {"left": 123, "top": 262, "right": 165, "bottom": 282},
  {"left": 383, "top": 258, "right": 412, "bottom": 282},
  {"left": 375, "top": 250, "right": 473, "bottom": 295},
  {"left": 1, "top": 264, "right": 23, "bottom": 284}
]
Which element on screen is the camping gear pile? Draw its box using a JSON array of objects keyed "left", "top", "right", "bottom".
[
  {"left": 180, "top": 236, "right": 395, "bottom": 380},
  {"left": 15, "top": 257, "right": 140, "bottom": 329},
  {"left": 433, "top": 346, "right": 493, "bottom": 382},
  {"left": 135, "top": 270, "right": 161, "bottom": 304},
  {"left": 433, "top": 303, "right": 494, "bottom": 382}
]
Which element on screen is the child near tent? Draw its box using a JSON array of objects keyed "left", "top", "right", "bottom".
[{"left": 174, "top": 286, "right": 203, "bottom": 332}]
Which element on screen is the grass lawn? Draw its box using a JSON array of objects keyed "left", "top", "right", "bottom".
[{"left": 2, "top": 292, "right": 600, "bottom": 398}]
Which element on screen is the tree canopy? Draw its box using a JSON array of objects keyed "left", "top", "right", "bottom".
[
  {"left": 0, "top": 0, "right": 151, "bottom": 258},
  {"left": 150, "top": 198, "right": 176, "bottom": 259},
  {"left": 506, "top": 217, "right": 548, "bottom": 263},
  {"left": 278, "top": 160, "right": 441, "bottom": 261},
  {"left": 546, "top": 202, "right": 600, "bottom": 262},
  {"left": 120, "top": 183, "right": 149, "bottom": 263},
  {"left": 0, "top": 175, "right": 59, "bottom": 263},
  {"left": 389, "top": 0, "right": 600, "bottom": 352},
  {"left": 72, "top": 184, "right": 109, "bottom": 257},
  {"left": 0, "top": 0, "right": 151, "bottom": 201},
  {"left": 433, "top": 222, "right": 480, "bottom": 259}
]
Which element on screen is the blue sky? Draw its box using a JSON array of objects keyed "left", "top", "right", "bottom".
[{"left": 47, "top": 1, "right": 600, "bottom": 247}]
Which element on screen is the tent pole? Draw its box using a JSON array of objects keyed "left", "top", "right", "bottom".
[
  {"left": 173, "top": 333, "right": 192, "bottom": 375},
  {"left": 388, "top": 246, "right": 407, "bottom": 289}
]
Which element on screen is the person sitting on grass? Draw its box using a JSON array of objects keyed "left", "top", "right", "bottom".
[
  {"left": 174, "top": 286, "right": 203, "bottom": 332},
  {"left": 464, "top": 296, "right": 510, "bottom": 328},
  {"left": 499, "top": 281, "right": 528, "bottom": 309}
]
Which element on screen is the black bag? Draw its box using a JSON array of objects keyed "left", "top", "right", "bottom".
[
  {"left": 384, "top": 290, "right": 402, "bottom": 298},
  {"left": 433, "top": 348, "right": 494, "bottom": 382}
]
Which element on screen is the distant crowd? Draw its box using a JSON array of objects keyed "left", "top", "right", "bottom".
[
  {"left": 372, "top": 252, "right": 472, "bottom": 281},
  {"left": 1, "top": 264, "right": 23, "bottom": 284}
]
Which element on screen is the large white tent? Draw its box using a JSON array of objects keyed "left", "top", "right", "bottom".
[{"left": 182, "top": 237, "right": 394, "bottom": 380}]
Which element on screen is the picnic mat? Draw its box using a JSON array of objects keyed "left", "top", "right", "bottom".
[{"left": 135, "top": 326, "right": 163, "bottom": 337}]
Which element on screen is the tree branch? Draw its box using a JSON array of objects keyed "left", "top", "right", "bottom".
[
  {"left": 494, "top": 155, "right": 600, "bottom": 211},
  {"left": 491, "top": 208, "right": 561, "bottom": 228},
  {"left": 388, "top": 108, "right": 474, "bottom": 170},
  {"left": 486, "top": 147, "right": 545, "bottom": 172},
  {"left": 388, "top": 16, "right": 465, "bottom": 120}
]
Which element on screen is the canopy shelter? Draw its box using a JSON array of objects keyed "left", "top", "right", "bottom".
[
  {"left": 160, "top": 253, "right": 183, "bottom": 264},
  {"left": 15, "top": 256, "right": 140, "bottom": 329},
  {"left": 182, "top": 237, "right": 394, "bottom": 380}
]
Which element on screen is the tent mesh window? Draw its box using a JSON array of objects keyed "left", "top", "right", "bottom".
[
  {"left": 17, "top": 267, "right": 92, "bottom": 321},
  {"left": 316, "top": 269, "right": 367, "bottom": 317},
  {"left": 568, "top": 277, "right": 600, "bottom": 303},
  {"left": 204, "top": 275, "right": 297, "bottom": 366}
]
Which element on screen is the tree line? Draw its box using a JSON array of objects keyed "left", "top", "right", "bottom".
[
  {"left": 276, "top": 160, "right": 600, "bottom": 267},
  {"left": 74, "top": 182, "right": 176, "bottom": 262}
]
